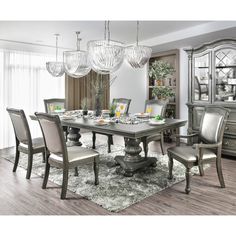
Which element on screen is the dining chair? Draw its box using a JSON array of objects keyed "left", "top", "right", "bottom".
[
  {"left": 92, "top": 98, "right": 131, "bottom": 153},
  {"left": 35, "top": 112, "right": 99, "bottom": 199},
  {"left": 44, "top": 98, "right": 69, "bottom": 141},
  {"left": 6, "top": 108, "right": 46, "bottom": 179},
  {"left": 142, "top": 99, "right": 168, "bottom": 157},
  {"left": 167, "top": 106, "right": 229, "bottom": 194}
]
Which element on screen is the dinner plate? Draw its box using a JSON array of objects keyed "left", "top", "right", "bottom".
[
  {"left": 135, "top": 113, "right": 150, "bottom": 118},
  {"left": 94, "top": 119, "right": 110, "bottom": 126},
  {"left": 60, "top": 116, "right": 75, "bottom": 120},
  {"left": 149, "top": 119, "right": 165, "bottom": 125}
]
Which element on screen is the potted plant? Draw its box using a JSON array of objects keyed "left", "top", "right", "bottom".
[
  {"left": 81, "top": 98, "right": 88, "bottom": 116},
  {"left": 109, "top": 103, "right": 116, "bottom": 117},
  {"left": 149, "top": 60, "right": 175, "bottom": 86},
  {"left": 152, "top": 86, "right": 175, "bottom": 100}
]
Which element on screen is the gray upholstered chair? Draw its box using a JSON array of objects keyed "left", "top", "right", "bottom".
[
  {"left": 44, "top": 98, "right": 69, "bottom": 141},
  {"left": 7, "top": 108, "right": 46, "bottom": 179},
  {"left": 142, "top": 99, "right": 168, "bottom": 157},
  {"left": 167, "top": 106, "right": 229, "bottom": 194},
  {"left": 35, "top": 112, "right": 99, "bottom": 199},
  {"left": 92, "top": 98, "right": 131, "bottom": 153}
]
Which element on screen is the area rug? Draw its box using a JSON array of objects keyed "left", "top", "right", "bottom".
[{"left": 2, "top": 133, "right": 204, "bottom": 212}]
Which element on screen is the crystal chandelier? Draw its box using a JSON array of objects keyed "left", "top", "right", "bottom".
[
  {"left": 87, "top": 21, "right": 124, "bottom": 74},
  {"left": 125, "top": 21, "right": 152, "bottom": 68},
  {"left": 63, "top": 32, "right": 91, "bottom": 78},
  {"left": 46, "top": 34, "right": 65, "bottom": 77}
]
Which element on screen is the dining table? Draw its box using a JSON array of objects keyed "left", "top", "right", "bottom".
[{"left": 31, "top": 111, "right": 187, "bottom": 177}]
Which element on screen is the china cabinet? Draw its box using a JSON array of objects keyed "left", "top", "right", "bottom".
[{"left": 185, "top": 38, "right": 236, "bottom": 157}]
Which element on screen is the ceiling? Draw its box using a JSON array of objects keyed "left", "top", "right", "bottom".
[{"left": 0, "top": 21, "right": 209, "bottom": 50}]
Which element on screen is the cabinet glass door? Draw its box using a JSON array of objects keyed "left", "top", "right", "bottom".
[
  {"left": 193, "top": 53, "right": 210, "bottom": 102},
  {"left": 214, "top": 48, "right": 236, "bottom": 102}
]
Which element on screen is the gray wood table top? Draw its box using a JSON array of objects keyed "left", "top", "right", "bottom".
[{"left": 61, "top": 118, "right": 187, "bottom": 139}]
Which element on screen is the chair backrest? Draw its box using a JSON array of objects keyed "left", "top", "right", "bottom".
[
  {"left": 112, "top": 98, "right": 131, "bottom": 115},
  {"left": 44, "top": 98, "right": 66, "bottom": 113},
  {"left": 6, "top": 108, "right": 32, "bottom": 146},
  {"left": 144, "top": 99, "right": 168, "bottom": 117},
  {"left": 199, "top": 106, "right": 229, "bottom": 144},
  {"left": 35, "top": 112, "right": 68, "bottom": 163}
]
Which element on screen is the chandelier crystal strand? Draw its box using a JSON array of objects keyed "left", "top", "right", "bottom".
[
  {"left": 63, "top": 31, "right": 91, "bottom": 78},
  {"left": 125, "top": 21, "right": 152, "bottom": 68},
  {"left": 87, "top": 20, "right": 125, "bottom": 75},
  {"left": 46, "top": 34, "right": 65, "bottom": 77}
]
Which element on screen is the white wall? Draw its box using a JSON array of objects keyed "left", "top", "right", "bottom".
[{"left": 110, "top": 61, "right": 148, "bottom": 113}]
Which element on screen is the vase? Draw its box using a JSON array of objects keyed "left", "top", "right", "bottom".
[
  {"left": 156, "top": 80, "right": 163, "bottom": 86},
  {"left": 95, "top": 91, "right": 102, "bottom": 116},
  {"left": 82, "top": 110, "right": 88, "bottom": 116}
]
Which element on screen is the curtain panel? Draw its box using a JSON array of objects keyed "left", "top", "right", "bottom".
[
  {"left": 0, "top": 49, "right": 65, "bottom": 149},
  {"left": 65, "top": 70, "right": 110, "bottom": 110}
]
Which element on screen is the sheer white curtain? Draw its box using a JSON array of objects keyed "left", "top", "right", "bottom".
[{"left": 0, "top": 49, "right": 65, "bottom": 149}]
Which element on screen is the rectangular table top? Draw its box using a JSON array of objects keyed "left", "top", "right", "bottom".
[{"left": 61, "top": 117, "right": 187, "bottom": 139}]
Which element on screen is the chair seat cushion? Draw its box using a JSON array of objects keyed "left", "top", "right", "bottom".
[
  {"left": 167, "top": 146, "right": 217, "bottom": 163},
  {"left": 49, "top": 146, "right": 99, "bottom": 167},
  {"left": 19, "top": 137, "right": 45, "bottom": 153}
]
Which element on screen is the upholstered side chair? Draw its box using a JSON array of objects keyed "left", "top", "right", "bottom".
[
  {"left": 44, "top": 98, "right": 69, "bottom": 141},
  {"left": 7, "top": 108, "right": 46, "bottom": 179},
  {"left": 35, "top": 112, "right": 99, "bottom": 199},
  {"left": 92, "top": 98, "right": 131, "bottom": 153},
  {"left": 167, "top": 106, "right": 229, "bottom": 194},
  {"left": 142, "top": 99, "right": 168, "bottom": 157}
]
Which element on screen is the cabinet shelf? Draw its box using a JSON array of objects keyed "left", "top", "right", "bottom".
[
  {"left": 149, "top": 86, "right": 176, "bottom": 88},
  {"left": 216, "top": 65, "right": 236, "bottom": 69}
]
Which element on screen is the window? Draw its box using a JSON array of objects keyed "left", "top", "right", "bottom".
[{"left": 0, "top": 49, "right": 65, "bottom": 148}]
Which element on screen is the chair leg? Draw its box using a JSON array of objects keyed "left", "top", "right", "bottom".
[
  {"left": 26, "top": 152, "right": 33, "bottom": 179},
  {"left": 92, "top": 132, "right": 96, "bottom": 149},
  {"left": 42, "top": 152, "right": 46, "bottom": 163},
  {"left": 185, "top": 167, "right": 191, "bottom": 194},
  {"left": 61, "top": 168, "right": 69, "bottom": 199},
  {"left": 13, "top": 147, "right": 20, "bottom": 172},
  {"left": 216, "top": 157, "right": 225, "bottom": 188},
  {"left": 110, "top": 135, "right": 114, "bottom": 145},
  {"left": 42, "top": 156, "right": 50, "bottom": 189},
  {"left": 108, "top": 135, "right": 112, "bottom": 153},
  {"left": 168, "top": 156, "right": 173, "bottom": 180},
  {"left": 160, "top": 133, "right": 165, "bottom": 155},
  {"left": 74, "top": 167, "right": 78, "bottom": 176},
  {"left": 198, "top": 164, "right": 204, "bottom": 176},
  {"left": 94, "top": 159, "right": 99, "bottom": 185}
]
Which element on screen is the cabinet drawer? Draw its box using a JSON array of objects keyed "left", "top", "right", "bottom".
[
  {"left": 224, "top": 122, "right": 236, "bottom": 135},
  {"left": 223, "top": 137, "right": 236, "bottom": 150}
]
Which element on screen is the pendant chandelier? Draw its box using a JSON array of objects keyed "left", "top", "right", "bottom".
[
  {"left": 46, "top": 34, "right": 65, "bottom": 77},
  {"left": 125, "top": 21, "right": 152, "bottom": 68},
  {"left": 87, "top": 21, "right": 124, "bottom": 75},
  {"left": 63, "top": 32, "right": 91, "bottom": 78}
]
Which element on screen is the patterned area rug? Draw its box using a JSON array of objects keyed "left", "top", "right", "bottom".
[{"left": 2, "top": 133, "right": 203, "bottom": 212}]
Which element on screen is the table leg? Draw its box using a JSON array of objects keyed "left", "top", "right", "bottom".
[
  {"left": 67, "top": 127, "right": 82, "bottom": 146},
  {"left": 115, "top": 138, "right": 157, "bottom": 177}
]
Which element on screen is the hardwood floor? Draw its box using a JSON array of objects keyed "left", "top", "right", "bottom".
[{"left": 0, "top": 134, "right": 236, "bottom": 215}]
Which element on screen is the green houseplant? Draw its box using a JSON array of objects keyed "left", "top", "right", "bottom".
[
  {"left": 109, "top": 103, "right": 116, "bottom": 117},
  {"left": 152, "top": 86, "right": 175, "bottom": 100},
  {"left": 149, "top": 60, "right": 175, "bottom": 85}
]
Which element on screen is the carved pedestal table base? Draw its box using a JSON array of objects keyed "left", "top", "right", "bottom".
[
  {"left": 67, "top": 127, "right": 82, "bottom": 146},
  {"left": 115, "top": 138, "right": 157, "bottom": 177}
]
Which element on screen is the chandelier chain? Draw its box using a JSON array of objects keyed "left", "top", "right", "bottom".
[
  {"left": 76, "top": 31, "right": 81, "bottom": 51},
  {"left": 136, "top": 21, "right": 139, "bottom": 46}
]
